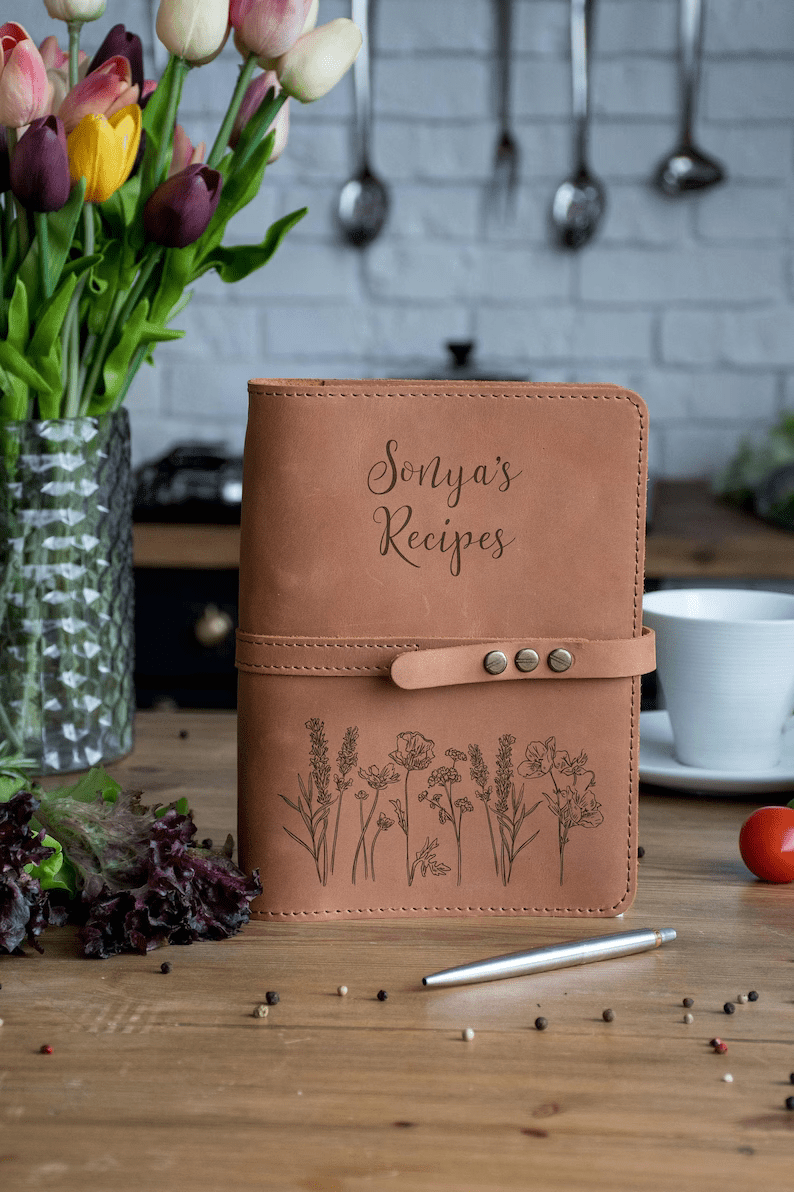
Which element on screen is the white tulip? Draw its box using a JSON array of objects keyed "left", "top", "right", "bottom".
[
  {"left": 156, "top": 0, "right": 231, "bottom": 64},
  {"left": 44, "top": 0, "right": 107, "bottom": 20},
  {"left": 276, "top": 18, "right": 361, "bottom": 104}
]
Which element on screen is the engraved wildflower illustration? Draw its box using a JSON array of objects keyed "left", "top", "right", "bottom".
[
  {"left": 388, "top": 731, "right": 435, "bottom": 885},
  {"left": 278, "top": 718, "right": 336, "bottom": 886},
  {"left": 468, "top": 744, "right": 498, "bottom": 877},
  {"left": 330, "top": 726, "right": 359, "bottom": 875},
  {"left": 425, "top": 749, "right": 474, "bottom": 886},
  {"left": 370, "top": 812, "right": 394, "bottom": 881},
  {"left": 352, "top": 762, "right": 401, "bottom": 884},
  {"left": 491, "top": 733, "right": 542, "bottom": 885},
  {"left": 518, "top": 738, "right": 602, "bottom": 884}
]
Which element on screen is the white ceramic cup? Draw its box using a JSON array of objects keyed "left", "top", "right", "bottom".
[{"left": 643, "top": 588, "right": 794, "bottom": 771}]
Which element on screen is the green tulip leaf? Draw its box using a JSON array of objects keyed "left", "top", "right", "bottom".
[
  {"left": 6, "top": 277, "right": 29, "bottom": 353},
  {"left": 60, "top": 253, "right": 103, "bottom": 281},
  {"left": 138, "top": 56, "right": 191, "bottom": 205},
  {"left": 195, "top": 207, "right": 307, "bottom": 285},
  {"left": 0, "top": 340, "right": 51, "bottom": 392},
  {"left": 101, "top": 172, "right": 142, "bottom": 239},
  {"left": 29, "top": 275, "right": 77, "bottom": 356},
  {"left": 86, "top": 241, "right": 124, "bottom": 335},
  {"left": 148, "top": 246, "right": 197, "bottom": 327},
  {"left": 0, "top": 365, "right": 28, "bottom": 421}
]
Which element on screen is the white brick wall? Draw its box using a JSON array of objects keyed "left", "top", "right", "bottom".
[{"left": 16, "top": 0, "right": 794, "bottom": 478}]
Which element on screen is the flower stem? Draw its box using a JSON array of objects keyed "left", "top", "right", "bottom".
[
  {"left": 79, "top": 247, "right": 163, "bottom": 414},
  {"left": 67, "top": 21, "right": 82, "bottom": 89},
  {"left": 34, "top": 212, "right": 51, "bottom": 300},
  {"left": 151, "top": 55, "right": 191, "bottom": 189},
  {"left": 64, "top": 205, "right": 94, "bottom": 418},
  {"left": 207, "top": 53, "right": 259, "bottom": 169},
  {"left": 403, "top": 773, "right": 412, "bottom": 885}
]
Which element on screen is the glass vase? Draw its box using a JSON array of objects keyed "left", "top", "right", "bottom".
[{"left": 0, "top": 410, "right": 135, "bottom": 774}]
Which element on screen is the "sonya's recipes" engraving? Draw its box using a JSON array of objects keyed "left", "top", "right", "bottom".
[{"left": 366, "top": 439, "right": 522, "bottom": 576}]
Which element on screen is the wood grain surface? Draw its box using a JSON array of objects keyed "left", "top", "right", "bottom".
[{"left": 3, "top": 712, "right": 794, "bottom": 1192}]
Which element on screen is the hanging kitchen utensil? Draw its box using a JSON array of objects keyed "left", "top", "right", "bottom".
[
  {"left": 550, "top": 0, "right": 605, "bottom": 250},
  {"left": 337, "top": 0, "right": 390, "bottom": 248},
  {"left": 485, "top": 0, "right": 520, "bottom": 224},
  {"left": 653, "top": 0, "right": 725, "bottom": 195}
]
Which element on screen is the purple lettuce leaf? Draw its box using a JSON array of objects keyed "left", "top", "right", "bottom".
[
  {"left": 33, "top": 787, "right": 261, "bottom": 959},
  {"left": 0, "top": 791, "right": 60, "bottom": 954}
]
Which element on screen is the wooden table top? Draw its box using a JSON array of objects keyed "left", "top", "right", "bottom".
[{"left": 3, "top": 712, "right": 794, "bottom": 1191}]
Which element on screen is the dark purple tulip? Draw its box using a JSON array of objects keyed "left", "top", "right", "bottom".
[
  {"left": 87, "top": 23, "right": 144, "bottom": 93},
  {"left": 143, "top": 164, "right": 223, "bottom": 249},
  {"left": 10, "top": 116, "right": 71, "bottom": 213},
  {"left": 0, "top": 126, "right": 10, "bottom": 193}
]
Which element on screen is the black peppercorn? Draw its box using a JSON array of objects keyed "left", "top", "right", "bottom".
[
  {"left": 179, "top": 730, "right": 189, "bottom": 739},
  {"left": 602, "top": 1008, "right": 616, "bottom": 1022},
  {"left": 748, "top": 990, "right": 759, "bottom": 1001},
  {"left": 723, "top": 1002, "right": 736, "bottom": 1014},
  {"left": 637, "top": 846, "right": 645, "bottom": 859},
  {"left": 535, "top": 1016, "right": 548, "bottom": 1031},
  {"left": 682, "top": 997, "right": 694, "bottom": 1007},
  {"left": 265, "top": 991, "right": 280, "bottom": 1005},
  {"left": 786, "top": 1096, "right": 794, "bottom": 1111},
  {"left": 377, "top": 989, "right": 388, "bottom": 1001},
  {"left": 160, "top": 961, "right": 171, "bottom": 973}
]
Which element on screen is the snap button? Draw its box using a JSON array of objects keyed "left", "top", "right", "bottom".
[
  {"left": 483, "top": 650, "right": 508, "bottom": 675},
  {"left": 548, "top": 648, "right": 573, "bottom": 672},
  {"left": 514, "top": 648, "right": 539, "bottom": 673}
]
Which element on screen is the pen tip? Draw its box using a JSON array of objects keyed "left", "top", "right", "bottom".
[{"left": 660, "top": 928, "right": 676, "bottom": 943}]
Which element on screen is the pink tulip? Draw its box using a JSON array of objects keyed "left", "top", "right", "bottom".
[
  {"left": 228, "top": 70, "right": 290, "bottom": 161},
  {"left": 230, "top": 0, "right": 311, "bottom": 60},
  {"left": 0, "top": 23, "right": 52, "bottom": 128},
  {"left": 228, "top": 71, "right": 290, "bottom": 161},
  {"left": 58, "top": 55, "right": 140, "bottom": 136},
  {"left": 39, "top": 36, "right": 69, "bottom": 72},
  {"left": 169, "top": 124, "right": 206, "bottom": 176},
  {"left": 40, "top": 36, "right": 90, "bottom": 114}
]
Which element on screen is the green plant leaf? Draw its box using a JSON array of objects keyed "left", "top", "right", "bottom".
[
  {"left": 195, "top": 207, "right": 307, "bottom": 284},
  {"left": 15, "top": 180, "right": 86, "bottom": 319},
  {"left": 100, "top": 171, "right": 142, "bottom": 239},
  {"left": 6, "top": 276, "right": 29, "bottom": 352},
  {"left": 85, "top": 241, "right": 123, "bottom": 335},
  {"left": 138, "top": 55, "right": 189, "bottom": 207},
  {"left": 147, "top": 245, "right": 197, "bottom": 327},
  {"left": 25, "top": 834, "right": 77, "bottom": 896},
  {"left": 0, "top": 339, "right": 51, "bottom": 391}
]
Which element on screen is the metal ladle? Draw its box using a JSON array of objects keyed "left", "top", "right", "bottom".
[
  {"left": 337, "top": 0, "right": 389, "bottom": 248},
  {"left": 654, "top": 0, "right": 724, "bottom": 195},
  {"left": 550, "top": 0, "right": 605, "bottom": 251}
]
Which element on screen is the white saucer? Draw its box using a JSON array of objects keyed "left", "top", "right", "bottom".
[{"left": 639, "top": 710, "right": 794, "bottom": 795}]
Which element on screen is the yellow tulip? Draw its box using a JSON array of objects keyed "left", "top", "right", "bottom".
[{"left": 67, "top": 103, "right": 141, "bottom": 203}]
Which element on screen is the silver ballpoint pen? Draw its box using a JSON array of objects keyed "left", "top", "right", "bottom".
[{"left": 421, "top": 927, "right": 676, "bottom": 988}]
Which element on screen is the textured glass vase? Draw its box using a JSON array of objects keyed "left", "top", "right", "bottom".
[{"left": 0, "top": 410, "right": 135, "bottom": 773}]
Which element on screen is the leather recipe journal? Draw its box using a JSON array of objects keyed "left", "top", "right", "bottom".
[{"left": 236, "top": 379, "right": 655, "bottom": 920}]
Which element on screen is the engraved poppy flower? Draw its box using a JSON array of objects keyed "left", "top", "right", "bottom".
[
  {"left": 357, "top": 763, "right": 400, "bottom": 790},
  {"left": 389, "top": 731, "right": 435, "bottom": 772},
  {"left": 518, "top": 736, "right": 557, "bottom": 779},
  {"left": 376, "top": 813, "right": 393, "bottom": 831}
]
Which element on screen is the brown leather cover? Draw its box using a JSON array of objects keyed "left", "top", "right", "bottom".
[{"left": 237, "top": 379, "right": 650, "bottom": 919}]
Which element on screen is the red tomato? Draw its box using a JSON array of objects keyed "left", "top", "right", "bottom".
[{"left": 739, "top": 806, "right": 794, "bottom": 883}]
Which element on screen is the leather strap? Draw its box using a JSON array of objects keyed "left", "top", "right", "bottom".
[
  {"left": 236, "top": 627, "right": 655, "bottom": 687},
  {"left": 390, "top": 627, "right": 655, "bottom": 689}
]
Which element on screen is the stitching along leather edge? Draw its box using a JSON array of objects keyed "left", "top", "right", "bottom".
[{"left": 244, "top": 387, "right": 646, "bottom": 915}]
